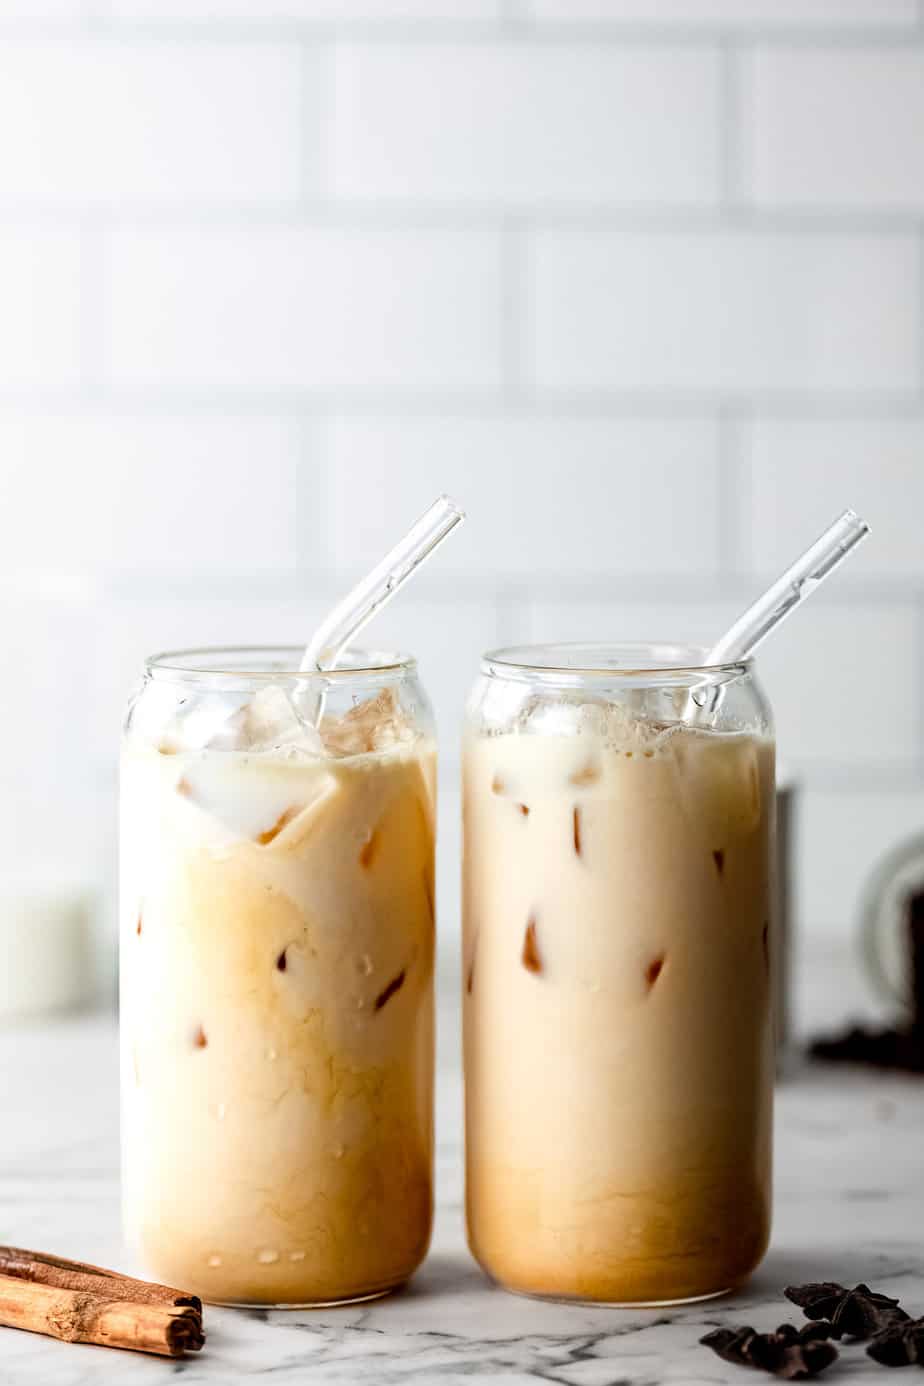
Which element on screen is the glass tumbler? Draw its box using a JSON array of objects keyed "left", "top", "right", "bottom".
[
  {"left": 121, "top": 647, "right": 435, "bottom": 1306},
  {"left": 463, "top": 643, "right": 775, "bottom": 1305}
]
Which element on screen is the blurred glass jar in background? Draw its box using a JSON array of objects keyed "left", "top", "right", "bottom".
[
  {"left": 0, "top": 885, "right": 92, "bottom": 1021},
  {"left": 121, "top": 647, "right": 436, "bottom": 1307},
  {"left": 463, "top": 643, "right": 775, "bottom": 1305}
]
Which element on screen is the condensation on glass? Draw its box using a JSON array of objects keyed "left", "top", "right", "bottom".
[
  {"left": 120, "top": 647, "right": 436, "bottom": 1307},
  {"left": 462, "top": 643, "right": 775, "bottom": 1306}
]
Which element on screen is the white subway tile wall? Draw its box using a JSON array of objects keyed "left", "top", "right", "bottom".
[
  {"left": 746, "top": 418, "right": 924, "bottom": 580},
  {"left": 522, "top": 1, "right": 918, "bottom": 24},
  {"left": 1, "top": 1, "right": 89, "bottom": 15},
  {"left": 0, "top": 42, "right": 305, "bottom": 207},
  {"left": 0, "top": 413, "right": 302, "bottom": 572},
  {"left": 744, "top": 48, "right": 924, "bottom": 210},
  {"left": 0, "top": 0, "right": 921, "bottom": 980},
  {"left": 332, "top": 44, "right": 722, "bottom": 206},
  {"left": 0, "top": 229, "right": 83, "bottom": 388},
  {"left": 106, "top": 1, "right": 503, "bottom": 19},
  {"left": 527, "top": 229, "right": 920, "bottom": 394},
  {"left": 326, "top": 415, "right": 722, "bottom": 577},
  {"left": 104, "top": 226, "right": 504, "bottom": 392}
]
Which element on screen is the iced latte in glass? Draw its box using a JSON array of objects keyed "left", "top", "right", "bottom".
[
  {"left": 121, "top": 648, "right": 435, "bottom": 1306},
  {"left": 463, "top": 644, "right": 774, "bottom": 1305}
]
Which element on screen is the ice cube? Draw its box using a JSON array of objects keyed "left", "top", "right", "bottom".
[
  {"left": 230, "top": 686, "right": 323, "bottom": 757},
  {"left": 165, "top": 693, "right": 251, "bottom": 752},
  {"left": 176, "top": 755, "right": 337, "bottom": 844},
  {"left": 516, "top": 694, "right": 587, "bottom": 739},
  {"left": 135, "top": 680, "right": 325, "bottom": 756},
  {"left": 674, "top": 731, "right": 763, "bottom": 842},
  {"left": 519, "top": 694, "right": 653, "bottom": 748},
  {"left": 321, "top": 687, "right": 414, "bottom": 756},
  {"left": 258, "top": 772, "right": 341, "bottom": 852}
]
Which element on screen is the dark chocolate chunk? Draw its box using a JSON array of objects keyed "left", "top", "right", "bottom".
[
  {"left": 785, "top": 1282, "right": 908, "bottom": 1340},
  {"left": 276, "top": 948, "right": 287, "bottom": 971},
  {"left": 712, "top": 848, "right": 725, "bottom": 877},
  {"left": 701, "top": 1322, "right": 838, "bottom": 1378}
]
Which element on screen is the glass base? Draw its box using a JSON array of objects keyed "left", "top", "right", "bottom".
[
  {"left": 506, "top": 1283, "right": 733, "bottom": 1309},
  {"left": 206, "top": 1283, "right": 403, "bottom": 1310}
]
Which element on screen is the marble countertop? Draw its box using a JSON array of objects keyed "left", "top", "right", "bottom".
[{"left": 1, "top": 952, "right": 922, "bottom": 1385}]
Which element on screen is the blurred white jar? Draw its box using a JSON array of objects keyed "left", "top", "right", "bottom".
[{"left": 0, "top": 883, "right": 92, "bottom": 1020}]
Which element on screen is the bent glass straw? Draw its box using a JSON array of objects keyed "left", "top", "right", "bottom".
[
  {"left": 299, "top": 494, "right": 465, "bottom": 723},
  {"left": 707, "top": 508, "right": 869, "bottom": 666},
  {"left": 690, "top": 509, "right": 869, "bottom": 718}
]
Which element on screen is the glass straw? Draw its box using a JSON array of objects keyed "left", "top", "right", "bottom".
[
  {"left": 301, "top": 494, "right": 464, "bottom": 674},
  {"left": 706, "top": 508, "right": 869, "bottom": 666},
  {"left": 690, "top": 508, "right": 869, "bottom": 719}
]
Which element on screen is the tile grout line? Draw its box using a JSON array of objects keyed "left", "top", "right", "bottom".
[
  {"left": 919, "top": 224, "right": 924, "bottom": 399},
  {"left": 500, "top": 217, "right": 526, "bottom": 402},
  {"left": 717, "top": 404, "right": 748, "bottom": 581},
  {"left": 0, "top": 19, "right": 919, "bottom": 45},
  {"left": 718, "top": 38, "right": 743, "bottom": 209},
  {"left": 308, "top": 412, "right": 335, "bottom": 577},
  {"left": 82, "top": 570, "right": 924, "bottom": 606},
  {"left": 494, "top": 584, "right": 524, "bottom": 648},
  {"left": 78, "top": 214, "right": 106, "bottom": 401},
  {"left": 1, "top": 387, "right": 919, "bottom": 418},
  {"left": 82, "top": 0, "right": 107, "bottom": 27},
  {"left": 295, "top": 411, "right": 322, "bottom": 579},
  {"left": 499, "top": 0, "right": 527, "bottom": 34},
  {"left": 4, "top": 206, "right": 924, "bottom": 234},
  {"left": 300, "top": 37, "right": 327, "bottom": 209}
]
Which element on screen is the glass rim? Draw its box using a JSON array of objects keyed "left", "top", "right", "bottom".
[
  {"left": 145, "top": 645, "right": 417, "bottom": 682},
  {"left": 481, "top": 641, "right": 752, "bottom": 679}
]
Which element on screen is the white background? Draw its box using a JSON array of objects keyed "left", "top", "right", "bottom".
[{"left": 0, "top": 0, "right": 922, "bottom": 996}]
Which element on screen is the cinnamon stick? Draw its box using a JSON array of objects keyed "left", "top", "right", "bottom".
[
  {"left": 0, "top": 1274, "right": 203, "bottom": 1357},
  {"left": 0, "top": 1246, "right": 201, "bottom": 1315}
]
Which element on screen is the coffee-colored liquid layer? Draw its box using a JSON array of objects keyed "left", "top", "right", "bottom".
[
  {"left": 121, "top": 739, "right": 435, "bottom": 1305},
  {"left": 463, "top": 725, "right": 774, "bottom": 1304}
]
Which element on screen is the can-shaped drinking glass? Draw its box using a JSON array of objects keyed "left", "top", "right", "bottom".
[
  {"left": 121, "top": 647, "right": 435, "bottom": 1307},
  {"left": 463, "top": 643, "right": 774, "bottom": 1305}
]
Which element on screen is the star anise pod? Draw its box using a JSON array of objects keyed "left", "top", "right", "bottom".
[
  {"left": 701, "top": 1323, "right": 838, "bottom": 1378},
  {"left": 867, "top": 1316, "right": 924, "bottom": 1367},
  {"left": 785, "top": 1282, "right": 909, "bottom": 1339}
]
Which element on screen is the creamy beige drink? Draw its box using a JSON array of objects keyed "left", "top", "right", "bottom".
[
  {"left": 464, "top": 696, "right": 774, "bottom": 1304},
  {"left": 121, "top": 660, "right": 435, "bottom": 1306}
]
